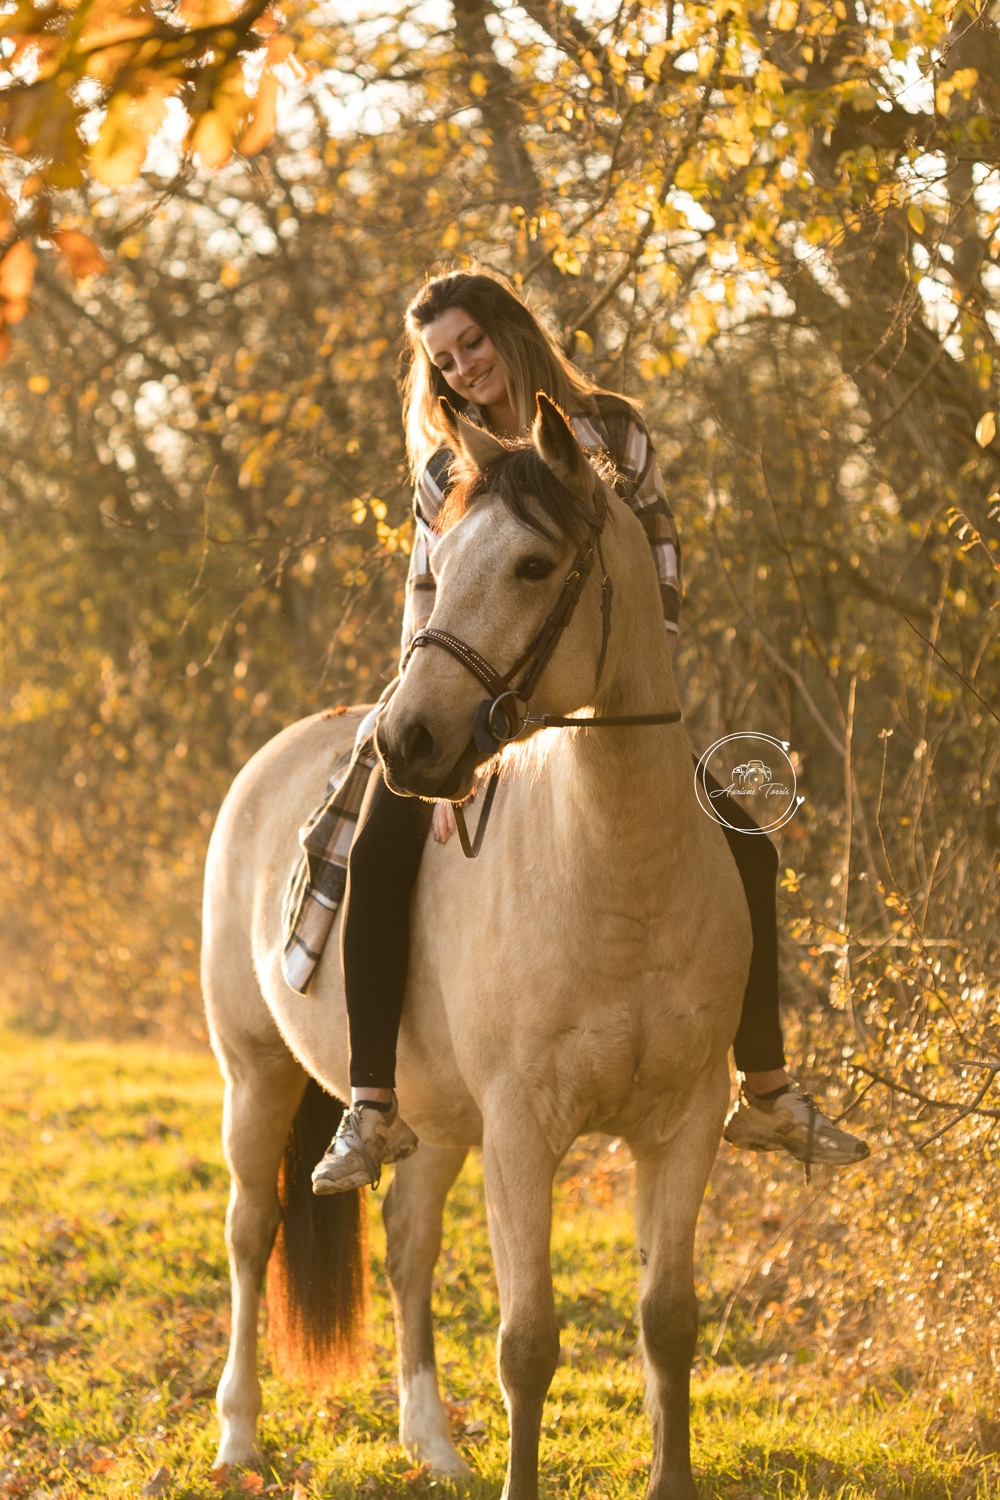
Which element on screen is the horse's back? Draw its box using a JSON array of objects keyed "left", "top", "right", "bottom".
[{"left": 202, "top": 708, "right": 368, "bottom": 1082}]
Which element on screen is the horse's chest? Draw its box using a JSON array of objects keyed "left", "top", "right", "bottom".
[{"left": 504, "top": 885, "right": 675, "bottom": 981}]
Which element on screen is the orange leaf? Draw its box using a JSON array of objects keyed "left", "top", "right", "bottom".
[
  {"left": 238, "top": 1472, "right": 264, "bottom": 1494},
  {"left": 0, "top": 240, "right": 37, "bottom": 323},
  {"left": 51, "top": 229, "right": 109, "bottom": 280},
  {"left": 0, "top": 239, "right": 36, "bottom": 299},
  {"left": 266, "top": 33, "right": 296, "bottom": 63},
  {"left": 210, "top": 1464, "right": 232, "bottom": 1488},
  {"left": 238, "top": 69, "right": 279, "bottom": 156},
  {"left": 174, "top": 0, "right": 236, "bottom": 23}
]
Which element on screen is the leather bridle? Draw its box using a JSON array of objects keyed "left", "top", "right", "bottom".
[{"left": 400, "top": 473, "right": 682, "bottom": 858}]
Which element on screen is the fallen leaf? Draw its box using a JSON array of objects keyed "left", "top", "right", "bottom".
[
  {"left": 239, "top": 1473, "right": 265, "bottom": 1494},
  {"left": 142, "top": 1464, "right": 172, "bottom": 1497},
  {"left": 976, "top": 411, "right": 996, "bottom": 448}
]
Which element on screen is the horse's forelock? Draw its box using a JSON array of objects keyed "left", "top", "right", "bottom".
[{"left": 438, "top": 446, "right": 597, "bottom": 547}]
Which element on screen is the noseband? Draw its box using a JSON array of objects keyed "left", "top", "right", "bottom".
[{"left": 400, "top": 475, "right": 682, "bottom": 857}]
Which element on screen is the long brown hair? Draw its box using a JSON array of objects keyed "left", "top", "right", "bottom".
[{"left": 401, "top": 267, "right": 603, "bottom": 478}]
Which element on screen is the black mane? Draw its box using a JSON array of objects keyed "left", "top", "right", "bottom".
[{"left": 439, "top": 443, "right": 605, "bottom": 548}]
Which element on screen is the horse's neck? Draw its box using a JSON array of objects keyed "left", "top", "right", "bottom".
[{"left": 544, "top": 596, "right": 699, "bottom": 882}]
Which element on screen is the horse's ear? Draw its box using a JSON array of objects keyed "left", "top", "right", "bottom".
[
  {"left": 532, "top": 393, "right": 591, "bottom": 499},
  {"left": 438, "top": 397, "right": 508, "bottom": 474}
]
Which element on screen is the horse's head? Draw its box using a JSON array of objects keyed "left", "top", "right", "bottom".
[{"left": 377, "top": 395, "right": 614, "bottom": 801}]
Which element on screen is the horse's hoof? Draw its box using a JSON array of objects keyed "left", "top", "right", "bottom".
[
  {"left": 214, "top": 1434, "right": 262, "bottom": 1469},
  {"left": 425, "top": 1444, "right": 473, "bottom": 1479}
]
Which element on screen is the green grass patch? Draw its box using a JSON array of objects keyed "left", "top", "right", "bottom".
[{"left": 1, "top": 1035, "right": 997, "bottom": 1498}]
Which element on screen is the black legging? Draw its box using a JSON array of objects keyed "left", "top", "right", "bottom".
[{"left": 342, "top": 764, "right": 784, "bottom": 1088}]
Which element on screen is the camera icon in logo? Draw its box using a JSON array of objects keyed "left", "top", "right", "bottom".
[
  {"left": 695, "top": 732, "right": 803, "bottom": 834},
  {"left": 731, "top": 759, "right": 772, "bottom": 793}
]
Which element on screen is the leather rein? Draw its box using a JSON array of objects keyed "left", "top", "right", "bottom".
[{"left": 401, "top": 475, "right": 682, "bottom": 858}]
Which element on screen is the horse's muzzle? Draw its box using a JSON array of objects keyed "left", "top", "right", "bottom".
[{"left": 377, "top": 717, "right": 483, "bottom": 802}]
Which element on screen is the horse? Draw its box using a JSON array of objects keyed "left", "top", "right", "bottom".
[{"left": 201, "top": 394, "right": 751, "bottom": 1500}]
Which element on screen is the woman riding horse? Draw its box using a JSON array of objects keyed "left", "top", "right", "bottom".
[{"left": 309, "top": 268, "right": 868, "bottom": 1193}]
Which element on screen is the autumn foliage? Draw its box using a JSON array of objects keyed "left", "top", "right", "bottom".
[{"left": 0, "top": 0, "right": 1000, "bottom": 1418}]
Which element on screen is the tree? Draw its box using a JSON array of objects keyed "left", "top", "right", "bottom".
[{"left": 1, "top": 0, "right": 998, "bottom": 1107}]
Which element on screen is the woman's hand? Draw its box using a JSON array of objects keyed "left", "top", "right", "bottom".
[{"left": 432, "top": 801, "right": 458, "bottom": 844}]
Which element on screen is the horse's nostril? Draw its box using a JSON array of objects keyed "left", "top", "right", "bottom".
[{"left": 400, "top": 721, "right": 435, "bottom": 769}]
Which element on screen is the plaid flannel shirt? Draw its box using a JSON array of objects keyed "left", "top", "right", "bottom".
[
  {"left": 281, "top": 395, "right": 681, "bottom": 994},
  {"left": 402, "top": 394, "right": 681, "bottom": 663}
]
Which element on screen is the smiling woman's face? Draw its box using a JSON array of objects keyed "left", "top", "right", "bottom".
[{"left": 421, "top": 306, "right": 509, "bottom": 411}]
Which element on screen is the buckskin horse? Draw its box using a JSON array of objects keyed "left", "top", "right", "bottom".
[{"left": 202, "top": 396, "right": 751, "bottom": 1500}]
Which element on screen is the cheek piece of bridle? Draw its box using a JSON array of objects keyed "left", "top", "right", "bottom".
[{"left": 400, "top": 476, "right": 682, "bottom": 858}]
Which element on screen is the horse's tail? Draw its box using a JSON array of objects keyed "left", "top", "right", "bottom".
[{"left": 266, "top": 1078, "right": 369, "bottom": 1386}]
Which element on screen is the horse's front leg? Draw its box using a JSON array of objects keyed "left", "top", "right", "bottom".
[
  {"left": 629, "top": 1065, "right": 730, "bottom": 1500},
  {"left": 384, "top": 1142, "right": 470, "bottom": 1475},
  {"left": 215, "top": 1048, "right": 306, "bottom": 1468},
  {"left": 482, "top": 1106, "right": 559, "bottom": 1500}
]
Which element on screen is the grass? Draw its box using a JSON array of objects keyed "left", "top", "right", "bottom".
[{"left": 1, "top": 1033, "right": 998, "bottom": 1500}]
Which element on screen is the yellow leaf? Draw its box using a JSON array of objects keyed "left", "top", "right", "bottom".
[
  {"left": 906, "top": 204, "right": 924, "bottom": 234},
  {"left": 440, "top": 223, "right": 460, "bottom": 250},
  {"left": 643, "top": 43, "right": 667, "bottom": 82},
  {"left": 770, "top": 0, "right": 799, "bottom": 30},
  {"left": 552, "top": 248, "right": 581, "bottom": 275},
  {"left": 91, "top": 95, "right": 154, "bottom": 186},
  {"left": 28, "top": 374, "right": 49, "bottom": 394},
  {"left": 79, "top": 10, "right": 157, "bottom": 59},
  {"left": 469, "top": 71, "right": 488, "bottom": 97},
  {"left": 674, "top": 159, "right": 700, "bottom": 192},
  {"left": 949, "top": 67, "right": 978, "bottom": 96},
  {"left": 174, "top": 0, "right": 235, "bottom": 22},
  {"left": 192, "top": 111, "right": 237, "bottom": 169},
  {"left": 190, "top": 62, "right": 249, "bottom": 168},
  {"left": 976, "top": 411, "right": 996, "bottom": 448},
  {"left": 688, "top": 293, "right": 717, "bottom": 345}
]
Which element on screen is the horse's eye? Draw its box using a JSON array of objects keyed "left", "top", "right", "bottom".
[{"left": 517, "top": 556, "right": 556, "bottom": 582}]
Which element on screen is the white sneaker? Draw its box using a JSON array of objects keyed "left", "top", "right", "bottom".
[
  {"left": 723, "top": 1080, "right": 869, "bottom": 1166},
  {"left": 311, "top": 1094, "right": 418, "bottom": 1194}
]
